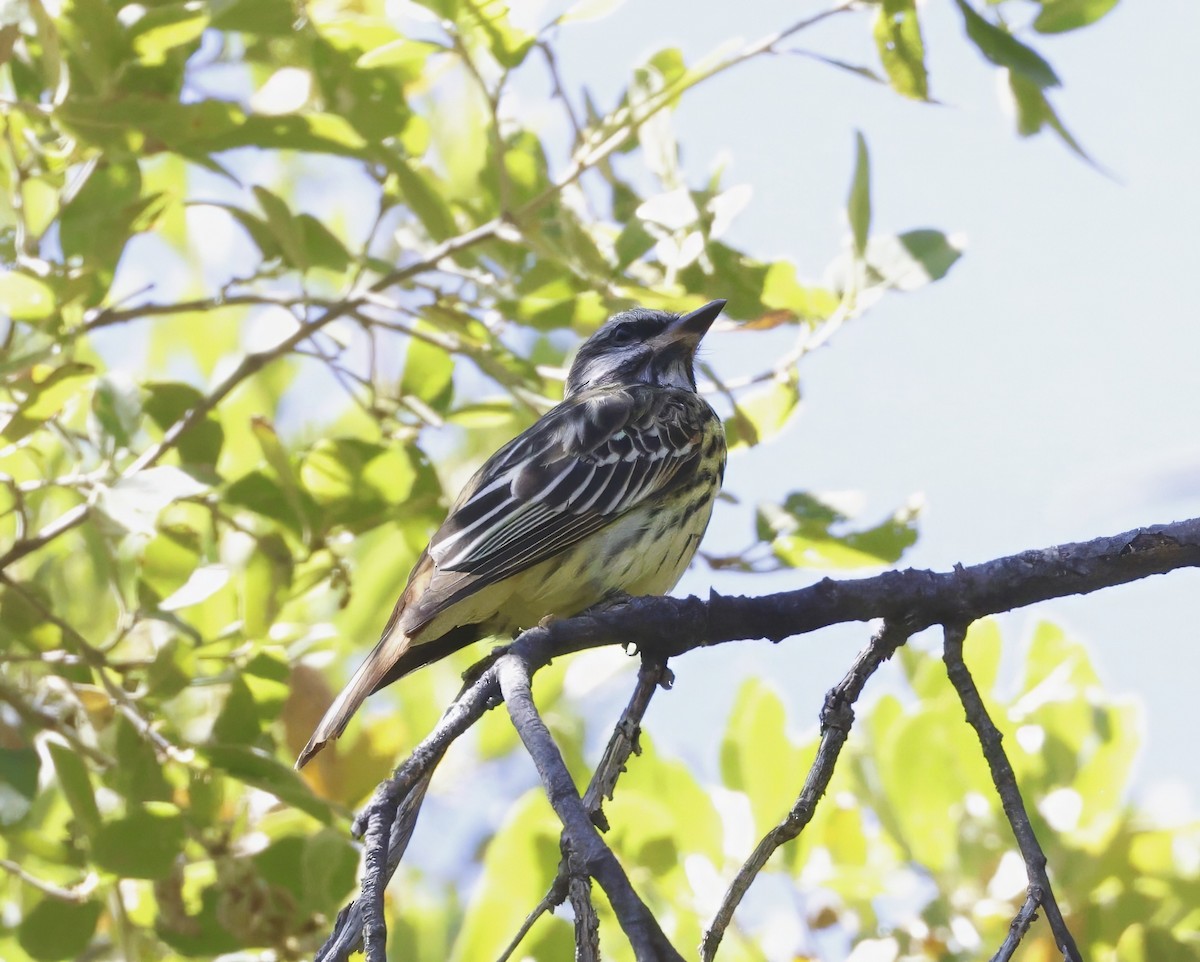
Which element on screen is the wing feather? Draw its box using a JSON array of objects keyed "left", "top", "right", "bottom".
[{"left": 418, "top": 385, "right": 717, "bottom": 624}]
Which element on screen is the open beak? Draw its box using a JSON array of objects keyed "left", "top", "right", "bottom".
[{"left": 662, "top": 298, "right": 726, "bottom": 348}]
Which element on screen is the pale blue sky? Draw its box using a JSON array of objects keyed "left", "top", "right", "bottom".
[{"left": 539, "top": 0, "right": 1200, "bottom": 806}]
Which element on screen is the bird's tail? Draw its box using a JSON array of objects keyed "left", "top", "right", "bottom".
[{"left": 295, "top": 625, "right": 413, "bottom": 770}]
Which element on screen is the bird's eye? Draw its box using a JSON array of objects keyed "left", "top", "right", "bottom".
[{"left": 610, "top": 324, "right": 635, "bottom": 346}]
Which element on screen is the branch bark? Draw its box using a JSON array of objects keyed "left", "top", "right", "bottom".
[
  {"left": 700, "top": 619, "right": 910, "bottom": 961},
  {"left": 943, "top": 624, "right": 1082, "bottom": 962},
  {"left": 498, "top": 650, "right": 684, "bottom": 962},
  {"left": 320, "top": 516, "right": 1200, "bottom": 960}
]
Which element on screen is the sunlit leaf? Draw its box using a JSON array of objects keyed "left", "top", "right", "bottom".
[
  {"left": 955, "top": 0, "right": 1061, "bottom": 89},
  {"left": 0, "top": 747, "right": 40, "bottom": 826},
  {"left": 47, "top": 741, "right": 100, "bottom": 834},
  {"left": 847, "top": 131, "right": 871, "bottom": 257},
  {"left": 874, "top": 0, "right": 928, "bottom": 100},
  {"left": 96, "top": 466, "right": 209, "bottom": 536},
  {"left": 200, "top": 745, "right": 332, "bottom": 821},
  {"left": 17, "top": 899, "right": 103, "bottom": 961},
  {"left": 1034, "top": 0, "right": 1121, "bottom": 34},
  {"left": 93, "top": 803, "right": 185, "bottom": 878},
  {"left": 1007, "top": 71, "right": 1095, "bottom": 163},
  {"left": 725, "top": 378, "right": 800, "bottom": 452},
  {"left": 0, "top": 271, "right": 56, "bottom": 320}
]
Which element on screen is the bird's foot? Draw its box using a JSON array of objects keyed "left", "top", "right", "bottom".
[{"left": 587, "top": 590, "right": 635, "bottom": 616}]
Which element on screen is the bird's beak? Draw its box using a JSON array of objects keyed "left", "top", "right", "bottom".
[{"left": 661, "top": 299, "right": 726, "bottom": 348}]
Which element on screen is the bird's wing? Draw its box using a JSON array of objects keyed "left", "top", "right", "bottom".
[
  {"left": 410, "top": 386, "right": 712, "bottom": 624},
  {"left": 295, "top": 387, "right": 715, "bottom": 769}
]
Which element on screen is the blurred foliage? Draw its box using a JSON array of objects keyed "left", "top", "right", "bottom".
[{"left": 0, "top": 0, "right": 1167, "bottom": 959}]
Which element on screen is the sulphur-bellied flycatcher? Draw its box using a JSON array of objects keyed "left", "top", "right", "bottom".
[{"left": 296, "top": 299, "right": 727, "bottom": 769}]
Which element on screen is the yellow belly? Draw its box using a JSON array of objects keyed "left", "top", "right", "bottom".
[{"left": 415, "top": 489, "right": 716, "bottom": 641}]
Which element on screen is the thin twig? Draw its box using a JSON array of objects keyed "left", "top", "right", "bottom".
[
  {"left": 568, "top": 870, "right": 601, "bottom": 962},
  {"left": 83, "top": 291, "right": 313, "bottom": 332},
  {"left": 0, "top": 858, "right": 97, "bottom": 903},
  {"left": 701, "top": 619, "right": 910, "bottom": 961},
  {"left": 991, "top": 890, "right": 1041, "bottom": 962},
  {"left": 497, "top": 649, "right": 685, "bottom": 962},
  {"left": 333, "top": 654, "right": 515, "bottom": 962},
  {"left": 498, "top": 658, "right": 670, "bottom": 961},
  {"left": 0, "top": 676, "right": 113, "bottom": 767},
  {"left": 0, "top": 573, "right": 193, "bottom": 765},
  {"left": 314, "top": 769, "right": 435, "bottom": 962},
  {"left": 942, "top": 624, "right": 1082, "bottom": 962},
  {"left": 0, "top": 219, "right": 501, "bottom": 571}
]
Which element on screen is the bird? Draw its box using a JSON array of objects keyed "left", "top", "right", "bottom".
[{"left": 296, "top": 299, "right": 728, "bottom": 769}]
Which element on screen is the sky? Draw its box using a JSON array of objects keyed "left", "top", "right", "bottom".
[{"left": 533, "top": 0, "right": 1200, "bottom": 811}]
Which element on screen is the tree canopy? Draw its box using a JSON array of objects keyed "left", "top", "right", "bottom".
[{"left": 1, "top": 0, "right": 1195, "bottom": 960}]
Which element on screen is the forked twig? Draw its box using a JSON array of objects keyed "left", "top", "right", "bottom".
[
  {"left": 497, "top": 658, "right": 671, "bottom": 961},
  {"left": 942, "top": 623, "right": 1082, "bottom": 962},
  {"left": 498, "top": 650, "right": 685, "bottom": 962},
  {"left": 700, "top": 619, "right": 910, "bottom": 960}
]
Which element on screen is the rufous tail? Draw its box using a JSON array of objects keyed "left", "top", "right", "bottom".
[{"left": 295, "top": 627, "right": 412, "bottom": 769}]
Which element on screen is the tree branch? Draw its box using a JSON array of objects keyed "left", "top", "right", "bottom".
[
  {"left": 943, "top": 624, "right": 1082, "bottom": 962},
  {"left": 323, "top": 516, "right": 1199, "bottom": 958},
  {"left": 499, "top": 519, "right": 1200, "bottom": 666},
  {"left": 0, "top": 858, "right": 97, "bottom": 903},
  {"left": 701, "top": 619, "right": 910, "bottom": 961},
  {"left": 497, "top": 649, "right": 684, "bottom": 962},
  {"left": 991, "top": 891, "right": 1041, "bottom": 962},
  {"left": 499, "top": 658, "right": 671, "bottom": 961}
]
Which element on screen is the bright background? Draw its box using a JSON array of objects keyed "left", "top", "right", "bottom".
[{"left": 534, "top": 0, "right": 1200, "bottom": 807}]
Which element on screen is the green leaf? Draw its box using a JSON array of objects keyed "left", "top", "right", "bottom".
[
  {"left": 401, "top": 331, "right": 455, "bottom": 411},
  {"left": 954, "top": 0, "right": 1061, "bottom": 89},
  {"left": 1007, "top": 71, "right": 1094, "bottom": 163},
  {"left": 451, "top": 790, "right": 560, "bottom": 961},
  {"left": 725, "top": 378, "right": 800, "bottom": 452},
  {"left": 301, "top": 829, "right": 359, "bottom": 914},
  {"left": 59, "top": 160, "right": 145, "bottom": 286},
  {"left": 865, "top": 229, "right": 965, "bottom": 291},
  {"left": 847, "top": 131, "right": 871, "bottom": 257},
  {"left": 876, "top": 707, "right": 991, "bottom": 871},
  {"left": 17, "top": 899, "right": 103, "bottom": 961},
  {"left": 91, "top": 374, "right": 141, "bottom": 450},
  {"left": 210, "top": 0, "right": 297, "bottom": 34},
  {"left": 759, "top": 492, "right": 920, "bottom": 570},
  {"left": 93, "top": 802, "right": 185, "bottom": 879},
  {"left": 874, "top": 0, "right": 928, "bottom": 100},
  {"left": 128, "top": 4, "right": 209, "bottom": 65},
  {"left": 0, "top": 747, "right": 40, "bottom": 826},
  {"left": 144, "top": 381, "right": 225, "bottom": 467},
  {"left": 300, "top": 437, "right": 421, "bottom": 528},
  {"left": 761, "top": 261, "right": 840, "bottom": 322},
  {"left": 356, "top": 38, "right": 443, "bottom": 73},
  {"left": 111, "top": 716, "right": 172, "bottom": 803},
  {"left": 390, "top": 160, "right": 456, "bottom": 241},
  {"left": 0, "top": 271, "right": 56, "bottom": 320},
  {"left": 297, "top": 214, "right": 352, "bottom": 271},
  {"left": 212, "top": 676, "right": 261, "bottom": 744},
  {"left": 200, "top": 745, "right": 331, "bottom": 821},
  {"left": 253, "top": 186, "right": 308, "bottom": 269},
  {"left": 609, "top": 736, "right": 723, "bottom": 865},
  {"left": 720, "top": 679, "right": 812, "bottom": 834},
  {"left": 465, "top": 0, "right": 535, "bottom": 68},
  {"left": 47, "top": 741, "right": 100, "bottom": 834},
  {"left": 1034, "top": 0, "right": 1120, "bottom": 34},
  {"left": 95, "top": 466, "right": 209, "bottom": 536}
]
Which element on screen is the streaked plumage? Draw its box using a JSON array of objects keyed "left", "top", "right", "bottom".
[{"left": 296, "top": 300, "right": 727, "bottom": 769}]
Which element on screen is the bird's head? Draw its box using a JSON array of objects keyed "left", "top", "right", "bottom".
[{"left": 564, "top": 299, "right": 726, "bottom": 398}]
